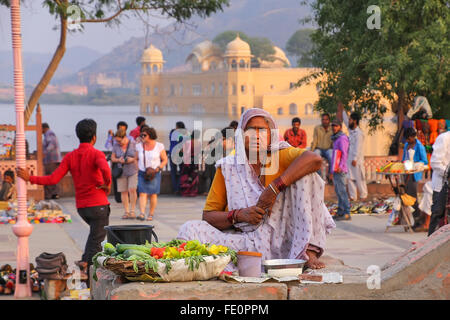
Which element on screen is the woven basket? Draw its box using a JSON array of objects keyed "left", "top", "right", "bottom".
[
  {"left": 99, "top": 255, "right": 231, "bottom": 282},
  {"left": 103, "top": 258, "right": 159, "bottom": 278}
]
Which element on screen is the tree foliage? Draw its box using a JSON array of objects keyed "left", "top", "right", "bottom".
[
  {"left": 298, "top": 0, "right": 449, "bottom": 130},
  {"left": 212, "top": 30, "right": 276, "bottom": 65},
  {"left": 1, "top": 0, "right": 229, "bottom": 124},
  {"left": 286, "top": 28, "right": 315, "bottom": 67}
]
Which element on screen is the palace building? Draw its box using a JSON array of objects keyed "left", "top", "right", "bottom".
[
  {"left": 140, "top": 35, "right": 322, "bottom": 119},
  {"left": 139, "top": 36, "right": 396, "bottom": 156}
]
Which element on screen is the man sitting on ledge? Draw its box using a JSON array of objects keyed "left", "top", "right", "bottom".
[{"left": 177, "top": 108, "right": 336, "bottom": 270}]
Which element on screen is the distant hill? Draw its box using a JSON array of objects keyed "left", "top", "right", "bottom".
[
  {"left": 68, "top": 0, "right": 313, "bottom": 88},
  {"left": 0, "top": 46, "right": 102, "bottom": 86}
]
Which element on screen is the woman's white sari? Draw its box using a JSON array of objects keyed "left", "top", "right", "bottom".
[{"left": 177, "top": 108, "right": 336, "bottom": 270}]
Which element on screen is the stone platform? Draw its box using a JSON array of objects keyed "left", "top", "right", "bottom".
[{"left": 90, "top": 226, "right": 449, "bottom": 300}]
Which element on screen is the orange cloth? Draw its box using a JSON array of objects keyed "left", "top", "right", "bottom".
[
  {"left": 438, "top": 119, "right": 446, "bottom": 134},
  {"left": 204, "top": 147, "right": 306, "bottom": 212},
  {"left": 428, "top": 119, "right": 439, "bottom": 145}
]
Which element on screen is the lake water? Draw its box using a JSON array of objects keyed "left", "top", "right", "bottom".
[
  {"left": 1, "top": 103, "right": 396, "bottom": 156},
  {"left": 0, "top": 103, "right": 259, "bottom": 152}
]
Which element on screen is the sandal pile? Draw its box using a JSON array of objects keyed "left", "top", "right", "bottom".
[{"left": 326, "top": 197, "right": 395, "bottom": 216}]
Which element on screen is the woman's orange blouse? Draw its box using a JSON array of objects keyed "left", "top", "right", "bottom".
[{"left": 204, "top": 147, "right": 306, "bottom": 212}]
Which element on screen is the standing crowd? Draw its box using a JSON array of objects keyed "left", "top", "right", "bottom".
[{"left": 11, "top": 105, "right": 448, "bottom": 286}]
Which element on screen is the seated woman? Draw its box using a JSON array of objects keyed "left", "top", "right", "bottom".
[{"left": 178, "top": 108, "right": 336, "bottom": 270}]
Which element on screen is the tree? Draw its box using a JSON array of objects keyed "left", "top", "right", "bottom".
[
  {"left": 1, "top": 0, "right": 229, "bottom": 124},
  {"left": 286, "top": 28, "right": 315, "bottom": 67},
  {"left": 212, "top": 30, "right": 276, "bottom": 65},
  {"left": 297, "top": 0, "right": 449, "bottom": 132}
]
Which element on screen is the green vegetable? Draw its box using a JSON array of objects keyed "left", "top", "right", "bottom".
[
  {"left": 116, "top": 244, "right": 151, "bottom": 254},
  {"left": 104, "top": 242, "right": 116, "bottom": 255},
  {"left": 185, "top": 240, "right": 201, "bottom": 251},
  {"left": 123, "top": 249, "right": 151, "bottom": 260}
]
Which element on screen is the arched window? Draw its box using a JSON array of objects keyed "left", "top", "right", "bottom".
[
  {"left": 154, "top": 104, "right": 159, "bottom": 114},
  {"left": 210, "top": 61, "right": 217, "bottom": 70},
  {"left": 239, "top": 59, "right": 246, "bottom": 68},
  {"left": 211, "top": 83, "right": 215, "bottom": 95},
  {"left": 154, "top": 87, "right": 158, "bottom": 96},
  {"left": 153, "top": 64, "right": 158, "bottom": 73},
  {"left": 146, "top": 87, "right": 150, "bottom": 96},
  {"left": 241, "top": 106, "right": 246, "bottom": 115},
  {"left": 219, "top": 83, "right": 223, "bottom": 95},
  {"left": 277, "top": 107, "right": 284, "bottom": 115},
  {"left": 231, "top": 59, "right": 237, "bottom": 69},
  {"left": 289, "top": 103, "right": 298, "bottom": 115},
  {"left": 146, "top": 104, "right": 151, "bottom": 114},
  {"left": 241, "top": 84, "right": 246, "bottom": 94}
]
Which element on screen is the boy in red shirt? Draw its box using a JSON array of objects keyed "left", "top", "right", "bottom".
[{"left": 17, "top": 119, "right": 111, "bottom": 281}]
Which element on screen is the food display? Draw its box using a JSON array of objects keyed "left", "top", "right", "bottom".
[
  {"left": 376, "top": 162, "right": 429, "bottom": 174},
  {"left": 0, "top": 199, "right": 71, "bottom": 224},
  {"left": 93, "top": 239, "right": 237, "bottom": 282}
]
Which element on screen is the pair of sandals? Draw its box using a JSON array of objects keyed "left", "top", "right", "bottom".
[
  {"left": 121, "top": 212, "right": 136, "bottom": 220},
  {"left": 137, "top": 213, "right": 153, "bottom": 221}
]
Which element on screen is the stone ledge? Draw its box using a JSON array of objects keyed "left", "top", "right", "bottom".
[
  {"left": 90, "top": 267, "right": 287, "bottom": 300},
  {"left": 110, "top": 281, "right": 287, "bottom": 300}
]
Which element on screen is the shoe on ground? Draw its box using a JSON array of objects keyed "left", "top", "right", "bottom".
[
  {"left": 412, "top": 224, "right": 428, "bottom": 232},
  {"left": 333, "top": 214, "right": 351, "bottom": 221}
]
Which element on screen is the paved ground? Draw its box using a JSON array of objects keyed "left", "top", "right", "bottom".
[{"left": 0, "top": 194, "right": 428, "bottom": 299}]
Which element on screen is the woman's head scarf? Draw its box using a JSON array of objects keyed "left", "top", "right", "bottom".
[{"left": 234, "top": 108, "right": 290, "bottom": 164}]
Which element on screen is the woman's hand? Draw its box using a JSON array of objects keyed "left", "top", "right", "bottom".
[
  {"left": 256, "top": 186, "right": 278, "bottom": 216},
  {"left": 237, "top": 206, "right": 266, "bottom": 225}
]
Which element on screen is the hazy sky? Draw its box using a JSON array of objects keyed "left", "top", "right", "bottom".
[{"left": 0, "top": 2, "right": 172, "bottom": 54}]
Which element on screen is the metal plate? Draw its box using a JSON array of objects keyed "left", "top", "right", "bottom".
[{"left": 263, "top": 259, "right": 306, "bottom": 270}]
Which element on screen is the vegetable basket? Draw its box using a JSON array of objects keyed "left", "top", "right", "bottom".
[{"left": 93, "top": 240, "right": 236, "bottom": 282}]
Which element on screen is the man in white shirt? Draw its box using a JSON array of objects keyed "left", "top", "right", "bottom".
[
  {"left": 428, "top": 131, "right": 450, "bottom": 235},
  {"left": 342, "top": 110, "right": 368, "bottom": 201}
]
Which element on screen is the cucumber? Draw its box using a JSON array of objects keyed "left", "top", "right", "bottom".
[
  {"left": 123, "top": 249, "right": 151, "bottom": 259},
  {"left": 116, "top": 244, "right": 151, "bottom": 254}
]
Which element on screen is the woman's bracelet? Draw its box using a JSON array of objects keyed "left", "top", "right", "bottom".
[
  {"left": 273, "top": 176, "right": 287, "bottom": 192},
  {"left": 227, "top": 210, "right": 236, "bottom": 224},
  {"left": 233, "top": 209, "right": 240, "bottom": 224},
  {"left": 268, "top": 183, "right": 279, "bottom": 195}
]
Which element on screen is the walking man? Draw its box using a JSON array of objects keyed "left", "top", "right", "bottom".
[
  {"left": 428, "top": 131, "right": 450, "bottom": 235},
  {"left": 42, "top": 123, "right": 62, "bottom": 199},
  {"left": 330, "top": 119, "right": 351, "bottom": 221},
  {"left": 284, "top": 117, "right": 307, "bottom": 148},
  {"left": 169, "top": 121, "right": 186, "bottom": 195},
  {"left": 17, "top": 119, "right": 111, "bottom": 285},
  {"left": 342, "top": 111, "right": 368, "bottom": 201},
  {"left": 311, "top": 113, "right": 333, "bottom": 181}
]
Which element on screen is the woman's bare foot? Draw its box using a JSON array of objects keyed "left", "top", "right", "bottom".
[{"left": 305, "top": 250, "right": 325, "bottom": 269}]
